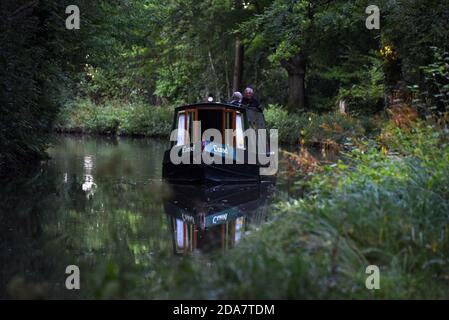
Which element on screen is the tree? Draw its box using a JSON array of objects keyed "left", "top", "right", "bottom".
[
  {"left": 382, "top": 0, "right": 449, "bottom": 84},
  {"left": 240, "top": 0, "right": 340, "bottom": 111},
  {"left": 0, "top": 0, "right": 102, "bottom": 174}
]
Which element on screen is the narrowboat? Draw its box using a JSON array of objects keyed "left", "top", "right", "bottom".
[{"left": 162, "top": 102, "right": 277, "bottom": 183}]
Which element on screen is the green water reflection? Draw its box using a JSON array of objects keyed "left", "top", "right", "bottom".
[{"left": 0, "top": 135, "right": 277, "bottom": 299}]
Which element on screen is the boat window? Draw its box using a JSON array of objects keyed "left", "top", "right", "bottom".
[
  {"left": 176, "top": 219, "right": 187, "bottom": 249},
  {"left": 198, "top": 109, "right": 223, "bottom": 139},
  {"left": 236, "top": 112, "right": 245, "bottom": 149},
  {"left": 225, "top": 111, "right": 233, "bottom": 130},
  {"left": 187, "top": 111, "right": 194, "bottom": 141},
  {"left": 176, "top": 112, "right": 186, "bottom": 146},
  {"left": 234, "top": 216, "right": 245, "bottom": 243}
]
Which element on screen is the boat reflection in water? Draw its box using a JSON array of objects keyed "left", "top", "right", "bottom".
[{"left": 163, "top": 182, "right": 275, "bottom": 255}]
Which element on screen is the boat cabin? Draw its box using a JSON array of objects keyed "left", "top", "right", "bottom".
[{"left": 171, "top": 102, "right": 266, "bottom": 148}]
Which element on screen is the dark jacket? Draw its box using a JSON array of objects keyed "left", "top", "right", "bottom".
[
  {"left": 230, "top": 99, "right": 242, "bottom": 106},
  {"left": 241, "top": 97, "right": 262, "bottom": 111}
]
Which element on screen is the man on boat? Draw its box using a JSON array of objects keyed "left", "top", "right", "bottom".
[{"left": 241, "top": 87, "right": 262, "bottom": 111}]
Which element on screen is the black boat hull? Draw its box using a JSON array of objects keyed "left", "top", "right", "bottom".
[
  {"left": 162, "top": 161, "right": 261, "bottom": 183},
  {"left": 162, "top": 147, "right": 274, "bottom": 183}
]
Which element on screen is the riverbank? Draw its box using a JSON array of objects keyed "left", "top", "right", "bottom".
[
  {"left": 55, "top": 99, "right": 380, "bottom": 146},
  {"left": 55, "top": 99, "right": 174, "bottom": 138},
  {"left": 88, "top": 120, "right": 449, "bottom": 299}
]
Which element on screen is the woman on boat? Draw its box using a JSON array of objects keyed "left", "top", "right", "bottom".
[{"left": 230, "top": 91, "right": 243, "bottom": 105}]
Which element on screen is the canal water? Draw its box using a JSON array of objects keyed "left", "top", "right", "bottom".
[{"left": 0, "top": 135, "right": 336, "bottom": 299}]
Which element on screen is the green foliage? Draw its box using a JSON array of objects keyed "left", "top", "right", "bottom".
[
  {"left": 306, "top": 112, "right": 366, "bottom": 144},
  {"left": 240, "top": 0, "right": 381, "bottom": 110},
  {"left": 265, "top": 105, "right": 366, "bottom": 145},
  {"left": 78, "top": 1, "right": 166, "bottom": 103},
  {"left": 410, "top": 48, "right": 449, "bottom": 117},
  {"left": 0, "top": 0, "right": 106, "bottom": 175},
  {"left": 56, "top": 99, "right": 173, "bottom": 137},
  {"left": 264, "top": 105, "right": 302, "bottom": 144},
  {"left": 382, "top": 0, "right": 449, "bottom": 84},
  {"left": 335, "top": 55, "right": 385, "bottom": 114}
]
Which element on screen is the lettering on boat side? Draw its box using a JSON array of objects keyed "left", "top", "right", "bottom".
[
  {"left": 181, "top": 213, "right": 195, "bottom": 224},
  {"left": 213, "top": 145, "right": 228, "bottom": 154},
  {"left": 212, "top": 213, "right": 228, "bottom": 224},
  {"left": 169, "top": 123, "right": 278, "bottom": 175},
  {"left": 182, "top": 145, "right": 195, "bottom": 153}
]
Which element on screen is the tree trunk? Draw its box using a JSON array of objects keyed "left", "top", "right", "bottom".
[
  {"left": 232, "top": 38, "right": 244, "bottom": 93},
  {"left": 338, "top": 99, "right": 347, "bottom": 114},
  {"left": 281, "top": 54, "right": 306, "bottom": 112}
]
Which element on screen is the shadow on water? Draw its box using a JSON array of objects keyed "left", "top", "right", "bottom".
[{"left": 0, "top": 135, "right": 286, "bottom": 299}]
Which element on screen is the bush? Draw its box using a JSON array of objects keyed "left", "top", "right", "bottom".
[
  {"left": 411, "top": 47, "right": 449, "bottom": 118},
  {"left": 120, "top": 103, "right": 173, "bottom": 137},
  {"left": 265, "top": 105, "right": 366, "bottom": 145},
  {"left": 264, "top": 105, "right": 303, "bottom": 144},
  {"left": 55, "top": 99, "right": 173, "bottom": 137}
]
